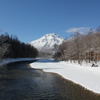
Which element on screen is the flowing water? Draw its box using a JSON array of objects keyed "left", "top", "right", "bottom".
[{"left": 0, "top": 62, "right": 100, "bottom": 100}]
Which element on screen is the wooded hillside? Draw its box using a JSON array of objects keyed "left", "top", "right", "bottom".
[
  {"left": 0, "top": 33, "right": 38, "bottom": 59},
  {"left": 54, "top": 26, "right": 100, "bottom": 64}
]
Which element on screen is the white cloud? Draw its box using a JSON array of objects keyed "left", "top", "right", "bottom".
[{"left": 65, "top": 27, "right": 90, "bottom": 34}]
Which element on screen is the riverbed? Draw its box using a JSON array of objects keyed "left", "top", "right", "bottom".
[{"left": 0, "top": 61, "right": 100, "bottom": 100}]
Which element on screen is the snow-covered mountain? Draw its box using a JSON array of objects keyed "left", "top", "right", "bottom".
[{"left": 29, "top": 33, "right": 64, "bottom": 52}]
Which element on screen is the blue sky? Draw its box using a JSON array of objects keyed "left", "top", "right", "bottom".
[{"left": 0, "top": 0, "right": 100, "bottom": 43}]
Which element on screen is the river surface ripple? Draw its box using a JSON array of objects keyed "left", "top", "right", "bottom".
[{"left": 0, "top": 62, "right": 100, "bottom": 100}]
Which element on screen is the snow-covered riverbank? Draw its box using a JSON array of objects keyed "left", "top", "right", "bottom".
[
  {"left": 0, "top": 58, "right": 38, "bottom": 67},
  {"left": 30, "top": 59, "right": 100, "bottom": 93}
]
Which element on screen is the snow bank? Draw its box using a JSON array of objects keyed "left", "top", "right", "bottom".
[
  {"left": 30, "top": 59, "right": 100, "bottom": 93},
  {"left": 0, "top": 58, "right": 38, "bottom": 67}
]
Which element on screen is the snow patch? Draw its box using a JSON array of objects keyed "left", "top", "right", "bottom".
[
  {"left": 30, "top": 59, "right": 100, "bottom": 93},
  {"left": 0, "top": 58, "right": 38, "bottom": 67}
]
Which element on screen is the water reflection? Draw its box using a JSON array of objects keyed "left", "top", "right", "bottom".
[{"left": 0, "top": 62, "right": 100, "bottom": 100}]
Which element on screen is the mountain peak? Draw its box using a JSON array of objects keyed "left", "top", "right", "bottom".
[
  {"left": 29, "top": 33, "right": 64, "bottom": 52},
  {"left": 45, "top": 33, "right": 55, "bottom": 35},
  {"left": 45, "top": 33, "right": 57, "bottom": 36}
]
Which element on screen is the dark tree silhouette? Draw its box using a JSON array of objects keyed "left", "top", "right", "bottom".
[{"left": 0, "top": 33, "right": 38, "bottom": 59}]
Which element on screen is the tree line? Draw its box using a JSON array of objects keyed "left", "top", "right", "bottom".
[
  {"left": 0, "top": 33, "right": 38, "bottom": 59},
  {"left": 54, "top": 26, "right": 100, "bottom": 64}
]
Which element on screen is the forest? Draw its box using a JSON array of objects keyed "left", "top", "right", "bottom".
[
  {"left": 54, "top": 26, "right": 100, "bottom": 64},
  {"left": 0, "top": 33, "right": 38, "bottom": 59}
]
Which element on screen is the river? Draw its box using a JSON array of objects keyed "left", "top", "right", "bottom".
[{"left": 0, "top": 61, "right": 100, "bottom": 100}]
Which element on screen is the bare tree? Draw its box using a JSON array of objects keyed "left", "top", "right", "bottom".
[
  {"left": 0, "top": 43, "right": 10, "bottom": 59},
  {"left": 54, "top": 26, "right": 100, "bottom": 64}
]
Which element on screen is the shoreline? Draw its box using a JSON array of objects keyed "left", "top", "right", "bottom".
[
  {"left": 30, "top": 59, "right": 100, "bottom": 94},
  {"left": 0, "top": 58, "right": 39, "bottom": 67}
]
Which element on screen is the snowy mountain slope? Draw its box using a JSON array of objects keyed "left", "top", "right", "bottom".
[{"left": 29, "top": 33, "right": 64, "bottom": 51}]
